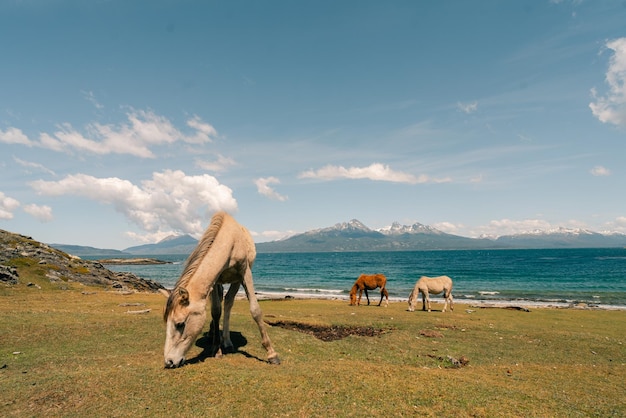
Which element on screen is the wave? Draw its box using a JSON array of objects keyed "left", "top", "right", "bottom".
[{"left": 284, "top": 287, "right": 344, "bottom": 294}]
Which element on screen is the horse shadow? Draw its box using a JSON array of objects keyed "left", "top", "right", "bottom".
[{"left": 186, "top": 330, "right": 266, "bottom": 365}]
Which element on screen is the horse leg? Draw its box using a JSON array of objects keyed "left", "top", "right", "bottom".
[
  {"left": 421, "top": 291, "right": 427, "bottom": 311},
  {"left": 357, "top": 288, "right": 363, "bottom": 306},
  {"left": 379, "top": 287, "right": 389, "bottom": 307},
  {"left": 209, "top": 284, "right": 224, "bottom": 357},
  {"left": 241, "top": 267, "right": 281, "bottom": 365},
  {"left": 221, "top": 282, "right": 240, "bottom": 354},
  {"left": 365, "top": 288, "right": 370, "bottom": 305},
  {"left": 448, "top": 292, "right": 454, "bottom": 311}
]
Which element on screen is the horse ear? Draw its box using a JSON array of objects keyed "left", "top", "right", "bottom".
[
  {"left": 159, "top": 289, "right": 171, "bottom": 298},
  {"left": 178, "top": 287, "right": 190, "bottom": 306}
]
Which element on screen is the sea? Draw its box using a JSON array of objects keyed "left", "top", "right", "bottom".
[{"left": 95, "top": 248, "right": 626, "bottom": 310}]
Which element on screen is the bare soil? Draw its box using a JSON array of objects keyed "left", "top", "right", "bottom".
[{"left": 266, "top": 319, "right": 391, "bottom": 341}]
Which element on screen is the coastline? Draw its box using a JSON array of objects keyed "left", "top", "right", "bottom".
[
  {"left": 250, "top": 291, "right": 626, "bottom": 311},
  {"left": 96, "top": 258, "right": 172, "bottom": 265}
]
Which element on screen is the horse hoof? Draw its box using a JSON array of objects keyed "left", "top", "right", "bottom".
[{"left": 268, "top": 356, "right": 281, "bottom": 365}]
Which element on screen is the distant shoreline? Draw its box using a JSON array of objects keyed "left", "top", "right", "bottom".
[
  {"left": 239, "top": 291, "right": 626, "bottom": 311},
  {"left": 96, "top": 258, "right": 172, "bottom": 265}
]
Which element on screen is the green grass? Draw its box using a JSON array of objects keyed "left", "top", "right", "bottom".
[{"left": 1, "top": 282, "right": 625, "bottom": 417}]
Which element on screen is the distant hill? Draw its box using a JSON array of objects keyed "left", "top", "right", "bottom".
[
  {"left": 493, "top": 228, "right": 626, "bottom": 249},
  {"left": 256, "top": 220, "right": 626, "bottom": 253},
  {"left": 49, "top": 244, "right": 130, "bottom": 257},
  {"left": 123, "top": 234, "right": 198, "bottom": 255}
]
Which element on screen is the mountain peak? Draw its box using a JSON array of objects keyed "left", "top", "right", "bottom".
[{"left": 377, "top": 221, "right": 443, "bottom": 235}]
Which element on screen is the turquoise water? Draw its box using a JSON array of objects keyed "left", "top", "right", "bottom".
[{"left": 99, "top": 248, "right": 626, "bottom": 308}]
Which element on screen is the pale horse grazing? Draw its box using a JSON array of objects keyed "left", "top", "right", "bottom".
[
  {"left": 408, "top": 275, "right": 454, "bottom": 312},
  {"left": 161, "top": 212, "right": 280, "bottom": 368}
]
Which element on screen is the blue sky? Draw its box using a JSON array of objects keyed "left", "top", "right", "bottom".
[{"left": 1, "top": 0, "right": 625, "bottom": 249}]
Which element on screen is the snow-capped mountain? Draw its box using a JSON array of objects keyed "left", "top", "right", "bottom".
[
  {"left": 256, "top": 219, "right": 626, "bottom": 253},
  {"left": 377, "top": 221, "right": 444, "bottom": 235},
  {"left": 307, "top": 219, "right": 373, "bottom": 234}
]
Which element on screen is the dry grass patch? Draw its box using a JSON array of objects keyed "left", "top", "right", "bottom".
[{"left": 1, "top": 284, "right": 625, "bottom": 417}]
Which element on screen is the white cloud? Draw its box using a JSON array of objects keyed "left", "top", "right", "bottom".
[
  {"left": 13, "top": 157, "right": 56, "bottom": 175},
  {"left": 468, "top": 218, "right": 554, "bottom": 238},
  {"left": 590, "top": 165, "right": 610, "bottom": 176},
  {"left": 81, "top": 90, "right": 104, "bottom": 109},
  {"left": 589, "top": 38, "right": 626, "bottom": 128},
  {"left": 457, "top": 101, "right": 478, "bottom": 114},
  {"left": 254, "top": 177, "right": 288, "bottom": 201},
  {"left": 3, "top": 109, "right": 217, "bottom": 158},
  {"left": 186, "top": 115, "right": 218, "bottom": 144},
  {"left": 196, "top": 154, "right": 237, "bottom": 172},
  {"left": 254, "top": 229, "right": 297, "bottom": 242},
  {"left": 23, "top": 204, "right": 53, "bottom": 222},
  {"left": 29, "top": 169, "right": 237, "bottom": 235},
  {"left": 0, "top": 127, "right": 32, "bottom": 146},
  {"left": 0, "top": 192, "right": 20, "bottom": 220},
  {"left": 298, "top": 163, "right": 450, "bottom": 184},
  {"left": 433, "top": 221, "right": 463, "bottom": 234}
]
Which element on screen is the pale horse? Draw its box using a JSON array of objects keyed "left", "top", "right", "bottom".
[
  {"left": 408, "top": 275, "right": 454, "bottom": 312},
  {"left": 161, "top": 212, "right": 280, "bottom": 368}
]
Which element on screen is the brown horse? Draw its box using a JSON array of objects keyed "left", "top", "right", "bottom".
[
  {"left": 349, "top": 273, "right": 389, "bottom": 307},
  {"left": 408, "top": 275, "right": 454, "bottom": 312},
  {"left": 161, "top": 212, "right": 280, "bottom": 368}
]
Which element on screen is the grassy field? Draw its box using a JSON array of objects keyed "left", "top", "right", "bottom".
[{"left": 1, "top": 276, "right": 625, "bottom": 417}]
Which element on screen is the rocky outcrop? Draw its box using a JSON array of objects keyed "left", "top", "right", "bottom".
[
  {"left": 0, "top": 264, "right": 19, "bottom": 285},
  {"left": 0, "top": 229, "right": 164, "bottom": 292}
]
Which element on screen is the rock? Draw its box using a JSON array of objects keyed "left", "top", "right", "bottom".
[{"left": 0, "top": 264, "right": 19, "bottom": 284}]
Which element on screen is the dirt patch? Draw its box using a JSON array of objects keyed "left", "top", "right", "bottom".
[
  {"left": 419, "top": 329, "right": 444, "bottom": 338},
  {"left": 266, "top": 320, "right": 391, "bottom": 342}
]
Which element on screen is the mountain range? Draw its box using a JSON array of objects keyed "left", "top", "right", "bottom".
[{"left": 50, "top": 220, "right": 626, "bottom": 256}]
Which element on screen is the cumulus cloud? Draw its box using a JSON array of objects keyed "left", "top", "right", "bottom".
[
  {"left": 457, "top": 101, "right": 478, "bottom": 114},
  {"left": 23, "top": 204, "right": 53, "bottom": 222},
  {"left": 254, "top": 177, "right": 288, "bottom": 201},
  {"left": 590, "top": 166, "right": 610, "bottom": 176},
  {"left": 29, "top": 170, "right": 237, "bottom": 235},
  {"left": 589, "top": 38, "right": 626, "bottom": 128},
  {"left": 298, "top": 163, "right": 450, "bottom": 184},
  {"left": 1, "top": 109, "right": 217, "bottom": 158},
  {"left": 0, "top": 192, "right": 20, "bottom": 219}
]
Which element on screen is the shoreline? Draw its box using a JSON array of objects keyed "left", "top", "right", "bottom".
[
  {"left": 250, "top": 291, "right": 626, "bottom": 311},
  {"left": 97, "top": 258, "right": 172, "bottom": 265}
]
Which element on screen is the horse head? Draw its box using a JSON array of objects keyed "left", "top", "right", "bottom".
[
  {"left": 349, "top": 291, "right": 357, "bottom": 305},
  {"left": 161, "top": 287, "right": 207, "bottom": 368}
]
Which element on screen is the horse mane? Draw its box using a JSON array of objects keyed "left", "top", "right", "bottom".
[{"left": 163, "top": 212, "right": 227, "bottom": 321}]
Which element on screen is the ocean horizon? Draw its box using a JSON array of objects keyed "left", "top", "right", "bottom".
[{"left": 96, "top": 248, "right": 626, "bottom": 310}]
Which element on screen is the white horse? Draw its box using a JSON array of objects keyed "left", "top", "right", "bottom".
[
  {"left": 161, "top": 212, "right": 280, "bottom": 368},
  {"left": 408, "top": 275, "right": 454, "bottom": 312}
]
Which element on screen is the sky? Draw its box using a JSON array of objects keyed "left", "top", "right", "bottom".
[{"left": 1, "top": 0, "right": 626, "bottom": 250}]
